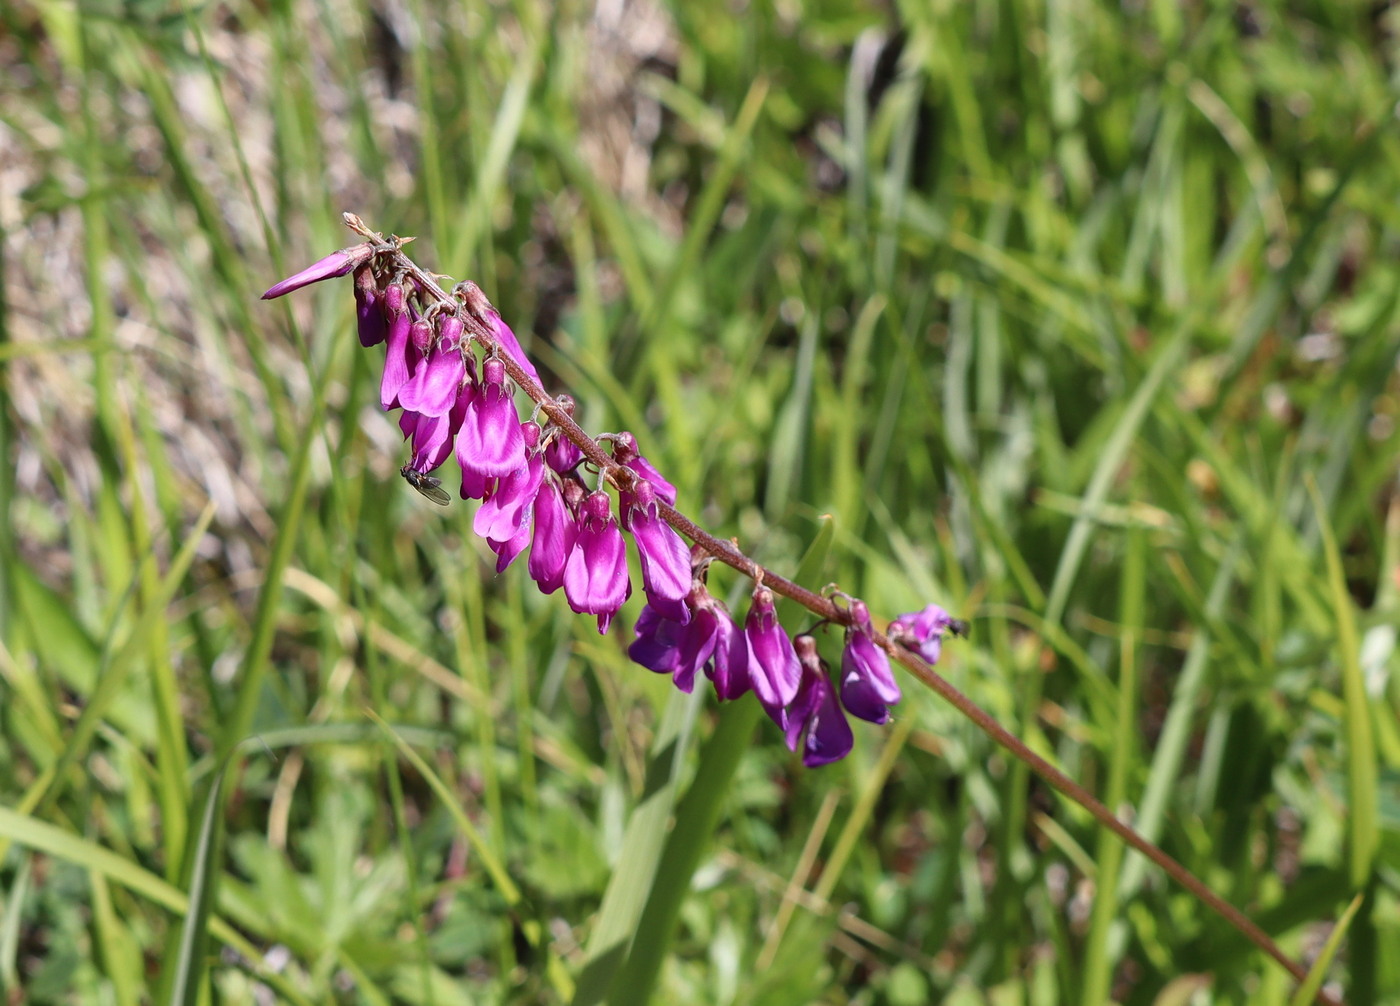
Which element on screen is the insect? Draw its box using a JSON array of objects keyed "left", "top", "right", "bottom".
[{"left": 400, "top": 464, "right": 452, "bottom": 506}]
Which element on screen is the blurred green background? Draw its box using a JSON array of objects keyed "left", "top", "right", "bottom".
[{"left": 2, "top": 0, "right": 1399, "bottom": 1002}]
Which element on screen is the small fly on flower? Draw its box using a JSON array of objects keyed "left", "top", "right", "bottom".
[{"left": 400, "top": 464, "right": 452, "bottom": 506}]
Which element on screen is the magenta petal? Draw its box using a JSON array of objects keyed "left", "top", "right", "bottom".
[
  {"left": 839, "top": 600, "right": 901, "bottom": 724},
  {"left": 744, "top": 587, "right": 801, "bottom": 708},
  {"left": 379, "top": 284, "right": 413, "bottom": 409},
  {"left": 785, "top": 636, "right": 853, "bottom": 765},
  {"left": 490, "top": 313, "right": 540, "bottom": 385},
  {"left": 529, "top": 480, "right": 576, "bottom": 594},
  {"left": 611, "top": 433, "right": 677, "bottom": 506},
  {"left": 891, "top": 603, "right": 956, "bottom": 666},
  {"left": 262, "top": 244, "right": 372, "bottom": 299},
  {"left": 625, "top": 480, "right": 691, "bottom": 622},
  {"left": 629, "top": 604, "right": 683, "bottom": 675},
  {"left": 564, "top": 491, "right": 630, "bottom": 628},
  {"left": 475, "top": 445, "right": 544, "bottom": 543},
  {"left": 839, "top": 633, "right": 899, "bottom": 724},
  {"left": 800, "top": 673, "right": 853, "bottom": 766},
  {"left": 437, "top": 313, "right": 464, "bottom": 350},
  {"left": 673, "top": 608, "right": 722, "bottom": 694},
  {"left": 458, "top": 359, "right": 525, "bottom": 476},
  {"left": 400, "top": 340, "right": 465, "bottom": 418},
  {"left": 406, "top": 411, "right": 452, "bottom": 471},
  {"left": 628, "top": 455, "right": 677, "bottom": 506},
  {"left": 460, "top": 465, "right": 491, "bottom": 501},
  {"left": 706, "top": 613, "right": 751, "bottom": 700},
  {"left": 354, "top": 267, "right": 386, "bottom": 347},
  {"left": 545, "top": 435, "right": 582, "bottom": 475},
  {"left": 489, "top": 512, "right": 533, "bottom": 572}
]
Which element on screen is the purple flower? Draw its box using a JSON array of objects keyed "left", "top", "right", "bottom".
[
  {"left": 611, "top": 432, "right": 676, "bottom": 505},
  {"left": 697, "top": 596, "right": 749, "bottom": 699},
  {"left": 622, "top": 478, "right": 691, "bottom": 624},
  {"left": 262, "top": 244, "right": 374, "bottom": 300},
  {"left": 564, "top": 490, "right": 631, "bottom": 633},
  {"left": 529, "top": 477, "right": 577, "bottom": 594},
  {"left": 474, "top": 424, "right": 544, "bottom": 544},
  {"left": 543, "top": 397, "right": 584, "bottom": 474},
  {"left": 628, "top": 586, "right": 750, "bottom": 697},
  {"left": 354, "top": 266, "right": 386, "bottom": 347},
  {"left": 379, "top": 283, "right": 416, "bottom": 410},
  {"left": 628, "top": 603, "right": 683, "bottom": 676},
  {"left": 455, "top": 280, "right": 540, "bottom": 385},
  {"left": 545, "top": 439, "right": 582, "bottom": 477},
  {"left": 400, "top": 410, "right": 451, "bottom": 472},
  {"left": 889, "top": 603, "right": 957, "bottom": 666},
  {"left": 786, "top": 636, "right": 853, "bottom": 767},
  {"left": 744, "top": 587, "right": 801, "bottom": 708},
  {"left": 489, "top": 312, "right": 540, "bottom": 386},
  {"left": 399, "top": 314, "right": 466, "bottom": 418},
  {"left": 458, "top": 356, "right": 525, "bottom": 477},
  {"left": 839, "top": 600, "right": 901, "bottom": 724},
  {"left": 488, "top": 514, "right": 533, "bottom": 572}
]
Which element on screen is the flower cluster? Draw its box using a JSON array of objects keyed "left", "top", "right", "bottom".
[
  {"left": 631, "top": 583, "right": 957, "bottom": 766},
  {"left": 263, "top": 233, "right": 959, "bottom": 766}
]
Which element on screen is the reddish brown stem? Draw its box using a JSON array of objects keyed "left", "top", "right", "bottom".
[{"left": 352, "top": 219, "right": 1341, "bottom": 1006}]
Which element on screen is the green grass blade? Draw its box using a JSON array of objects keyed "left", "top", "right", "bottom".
[
  {"left": 1309, "top": 479, "right": 1378, "bottom": 888},
  {"left": 1286, "top": 893, "right": 1363, "bottom": 1006}
]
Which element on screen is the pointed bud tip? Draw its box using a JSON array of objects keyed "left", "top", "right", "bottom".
[{"left": 262, "top": 245, "right": 373, "bottom": 299}]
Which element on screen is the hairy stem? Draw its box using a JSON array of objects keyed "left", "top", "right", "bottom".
[{"left": 352, "top": 217, "right": 1339, "bottom": 1005}]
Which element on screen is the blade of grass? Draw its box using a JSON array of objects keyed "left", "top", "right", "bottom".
[
  {"left": 1309, "top": 478, "right": 1378, "bottom": 889},
  {"left": 569, "top": 687, "right": 702, "bottom": 1006},
  {"left": 1080, "top": 527, "right": 1144, "bottom": 1006},
  {"left": 601, "top": 516, "right": 835, "bottom": 1005},
  {"left": 1286, "top": 893, "right": 1363, "bottom": 1006},
  {"left": 0, "top": 806, "right": 312, "bottom": 1006}
]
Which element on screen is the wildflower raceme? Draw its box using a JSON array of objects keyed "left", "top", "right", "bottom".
[
  {"left": 263, "top": 215, "right": 962, "bottom": 766},
  {"left": 259, "top": 216, "right": 1344, "bottom": 993}
]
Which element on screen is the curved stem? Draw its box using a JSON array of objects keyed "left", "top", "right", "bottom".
[{"left": 360, "top": 227, "right": 1341, "bottom": 1006}]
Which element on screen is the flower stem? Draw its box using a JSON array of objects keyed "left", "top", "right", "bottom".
[{"left": 357, "top": 220, "right": 1340, "bottom": 1006}]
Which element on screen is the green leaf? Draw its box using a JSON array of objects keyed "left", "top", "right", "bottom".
[{"left": 1310, "top": 479, "right": 1378, "bottom": 888}]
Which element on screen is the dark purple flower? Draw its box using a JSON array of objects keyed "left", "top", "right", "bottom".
[
  {"left": 379, "top": 283, "right": 415, "bottom": 410},
  {"left": 628, "top": 585, "right": 750, "bottom": 697},
  {"left": 564, "top": 490, "right": 631, "bottom": 633},
  {"left": 262, "top": 244, "right": 374, "bottom": 300},
  {"left": 889, "top": 603, "right": 957, "bottom": 666},
  {"left": 354, "top": 266, "right": 386, "bottom": 347},
  {"left": 786, "top": 635, "right": 853, "bottom": 767},
  {"left": 545, "top": 441, "right": 582, "bottom": 479},
  {"left": 474, "top": 424, "right": 544, "bottom": 544},
  {"left": 611, "top": 432, "right": 676, "bottom": 505},
  {"left": 696, "top": 596, "right": 749, "bottom": 699},
  {"left": 628, "top": 603, "right": 683, "bottom": 676},
  {"left": 622, "top": 479, "right": 691, "bottom": 624},
  {"left": 839, "top": 599, "right": 901, "bottom": 724},
  {"left": 528, "top": 477, "right": 577, "bottom": 594},
  {"left": 744, "top": 587, "right": 801, "bottom": 708},
  {"left": 458, "top": 356, "right": 525, "bottom": 477},
  {"left": 543, "top": 397, "right": 583, "bottom": 474}
]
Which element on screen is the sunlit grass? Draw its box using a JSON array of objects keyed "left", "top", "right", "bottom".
[{"left": 2, "top": 1, "right": 1398, "bottom": 1003}]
